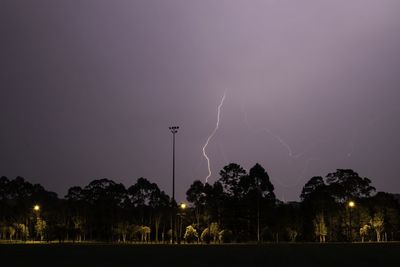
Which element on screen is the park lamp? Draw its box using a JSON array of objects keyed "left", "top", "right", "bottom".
[
  {"left": 348, "top": 201, "right": 355, "bottom": 208},
  {"left": 33, "top": 204, "right": 40, "bottom": 212},
  {"left": 180, "top": 203, "right": 187, "bottom": 209}
]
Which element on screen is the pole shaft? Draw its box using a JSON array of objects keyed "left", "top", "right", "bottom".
[
  {"left": 172, "top": 132, "right": 175, "bottom": 202},
  {"left": 169, "top": 126, "right": 178, "bottom": 244}
]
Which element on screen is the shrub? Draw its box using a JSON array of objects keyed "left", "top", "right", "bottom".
[
  {"left": 218, "top": 229, "right": 233, "bottom": 243},
  {"left": 201, "top": 228, "right": 211, "bottom": 244},
  {"left": 184, "top": 225, "right": 198, "bottom": 243}
]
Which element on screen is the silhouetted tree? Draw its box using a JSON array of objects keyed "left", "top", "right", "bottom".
[
  {"left": 0, "top": 166, "right": 398, "bottom": 243},
  {"left": 186, "top": 180, "right": 206, "bottom": 227},
  {"left": 239, "top": 163, "right": 275, "bottom": 241},
  {"left": 326, "top": 169, "right": 376, "bottom": 202},
  {"left": 218, "top": 163, "right": 247, "bottom": 197}
]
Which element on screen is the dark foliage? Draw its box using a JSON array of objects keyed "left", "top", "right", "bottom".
[{"left": 0, "top": 165, "right": 399, "bottom": 243}]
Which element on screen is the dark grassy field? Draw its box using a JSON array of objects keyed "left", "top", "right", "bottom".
[{"left": 1, "top": 242, "right": 399, "bottom": 267}]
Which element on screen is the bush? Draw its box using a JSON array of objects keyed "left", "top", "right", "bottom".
[
  {"left": 201, "top": 228, "right": 212, "bottom": 244},
  {"left": 184, "top": 225, "right": 198, "bottom": 243},
  {"left": 218, "top": 229, "right": 233, "bottom": 243}
]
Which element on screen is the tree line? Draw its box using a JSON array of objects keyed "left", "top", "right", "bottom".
[{"left": 1, "top": 163, "right": 399, "bottom": 243}]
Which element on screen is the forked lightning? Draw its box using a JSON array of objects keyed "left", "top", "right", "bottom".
[{"left": 202, "top": 92, "right": 226, "bottom": 183}]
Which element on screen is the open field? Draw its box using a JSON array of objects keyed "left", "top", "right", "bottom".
[{"left": 1, "top": 242, "right": 399, "bottom": 267}]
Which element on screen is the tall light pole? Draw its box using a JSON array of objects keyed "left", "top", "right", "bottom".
[
  {"left": 169, "top": 126, "right": 179, "bottom": 202},
  {"left": 256, "top": 180, "right": 261, "bottom": 244},
  {"left": 169, "top": 126, "right": 179, "bottom": 243}
]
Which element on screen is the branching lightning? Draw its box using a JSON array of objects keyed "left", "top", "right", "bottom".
[
  {"left": 241, "top": 104, "right": 313, "bottom": 159},
  {"left": 262, "top": 128, "right": 304, "bottom": 159},
  {"left": 269, "top": 157, "right": 320, "bottom": 188},
  {"left": 240, "top": 101, "right": 324, "bottom": 188},
  {"left": 202, "top": 91, "right": 226, "bottom": 183}
]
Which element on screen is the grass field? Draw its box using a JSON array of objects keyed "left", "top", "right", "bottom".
[{"left": 1, "top": 242, "right": 399, "bottom": 267}]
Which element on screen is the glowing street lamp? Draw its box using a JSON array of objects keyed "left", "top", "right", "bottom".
[
  {"left": 348, "top": 201, "right": 355, "bottom": 242},
  {"left": 177, "top": 202, "right": 187, "bottom": 244},
  {"left": 33, "top": 205, "right": 40, "bottom": 212}
]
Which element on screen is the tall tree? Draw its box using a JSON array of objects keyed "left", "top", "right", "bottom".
[
  {"left": 239, "top": 163, "right": 275, "bottom": 242},
  {"left": 300, "top": 176, "right": 335, "bottom": 241},
  {"left": 81, "top": 179, "right": 127, "bottom": 240},
  {"left": 326, "top": 169, "right": 375, "bottom": 202},
  {"left": 313, "top": 213, "right": 328, "bottom": 242},
  {"left": 186, "top": 180, "right": 206, "bottom": 227},
  {"left": 240, "top": 163, "right": 275, "bottom": 200},
  {"left": 218, "top": 163, "right": 247, "bottom": 197},
  {"left": 300, "top": 176, "right": 325, "bottom": 201}
]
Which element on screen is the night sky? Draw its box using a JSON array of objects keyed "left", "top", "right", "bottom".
[{"left": 1, "top": 0, "right": 400, "bottom": 201}]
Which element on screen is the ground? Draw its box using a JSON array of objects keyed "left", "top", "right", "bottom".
[{"left": 1, "top": 242, "right": 399, "bottom": 267}]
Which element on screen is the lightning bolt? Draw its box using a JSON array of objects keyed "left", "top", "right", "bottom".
[
  {"left": 262, "top": 128, "right": 303, "bottom": 159},
  {"left": 240, "top": 101, "right": 325, "bottom": 190},
  {"left": 242, "top": 104, "right": 305, "bottom": 159},
  {"left": 202, "top": 91, "right": 226, "bottom": 183},
  {"left": 241, "top": 102, "right": 324, "bottom": 160},
  {"left": 269, "top": 157, "right": 320, "bottom": 188}
]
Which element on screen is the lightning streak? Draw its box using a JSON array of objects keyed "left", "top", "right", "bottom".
[
  {"left": 240, "top": 101, "right": 324, "bottom": 189},
  {"left": 241, "top": 102, "right": 324, "bottom": 159},
  {"left": 242, "top": 104, "right": 306, "bottom": 159},
  {"left": 202, "top": 92, "right": 226, "bottom": 183},
  {"left": 262, "top": 128, "right": 303, "bottom": 158},
  {"left": 269, "top": 157, "right": 320, "bottom": 188}
]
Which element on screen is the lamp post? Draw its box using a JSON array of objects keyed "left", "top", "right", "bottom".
[
  {"left": 178, "top": 202, "right": 187, "bottom": 244},
  {"left": 169, "top": 126, "right": 179, "bottom": 243},
  {"left": 348, "top": 201, "right": 355, "bottom": 242},
  {"left": 33, "top": 204, "right": 40, "bottom": 242}
]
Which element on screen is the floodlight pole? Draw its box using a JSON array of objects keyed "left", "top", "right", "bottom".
[{"left": 169, "top": 126, "right": 179, "bottom": 243}]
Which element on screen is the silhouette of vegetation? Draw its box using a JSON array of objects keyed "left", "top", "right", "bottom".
[{"left": 0, "top": 166, "right": 399, "bottom": 243}]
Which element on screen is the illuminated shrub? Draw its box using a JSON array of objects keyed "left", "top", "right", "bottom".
[{"left": 184, "top": 225, "right": 198, "bottom": 243}]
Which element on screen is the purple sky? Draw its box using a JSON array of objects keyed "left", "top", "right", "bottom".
[{"left": 1, "top": 0, "right": 400, "bottom": 201}]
